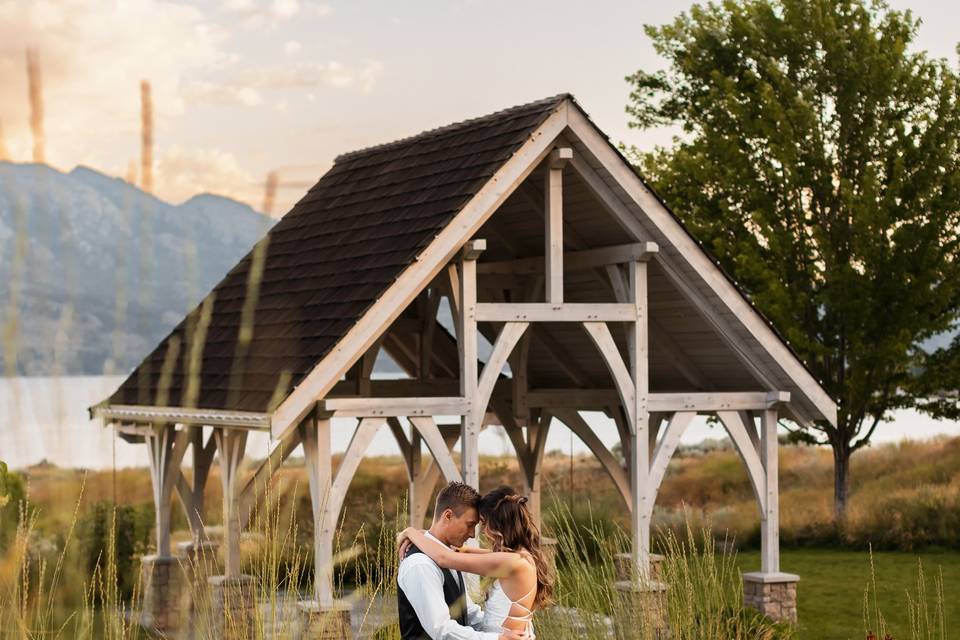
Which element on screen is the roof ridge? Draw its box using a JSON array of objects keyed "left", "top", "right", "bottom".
[{"left": 333, "top": 93, "right": 571, "bottom": 164}]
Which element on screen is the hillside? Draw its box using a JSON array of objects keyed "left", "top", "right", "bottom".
[{"left": 0, "top": 162, "right": 273, "bottom": 375}]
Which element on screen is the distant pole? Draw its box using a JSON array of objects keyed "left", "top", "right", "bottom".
[
  {"left": 0, "top": 119, "right": 9, "bottom": 161},
  {"left": 262, "top": 171, "right": 278, "bottom": 216},
  {"left": 140, "top": 80, "right": 154, "bottom": 193},
  {"left": 26, "top": 48, "right": 45, "bottom": 164}
]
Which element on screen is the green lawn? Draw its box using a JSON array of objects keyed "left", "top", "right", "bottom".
[{"left": 736, "top": 549, "right": 960, "bottom": 639}]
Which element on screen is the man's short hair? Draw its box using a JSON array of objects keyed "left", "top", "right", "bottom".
[{"left": 433, "top": 481, "right": 481, "bottom": 520}]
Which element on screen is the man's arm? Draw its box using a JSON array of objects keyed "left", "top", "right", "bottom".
[{"left": 398, "top": 556, "right": 499, "bottom": 640}]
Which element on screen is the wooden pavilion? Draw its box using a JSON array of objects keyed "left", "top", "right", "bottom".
[{"left": 92, "top": 94, "right": 836, "bottom": 634}]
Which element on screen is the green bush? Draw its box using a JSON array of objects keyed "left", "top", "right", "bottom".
[
  {"left": 78, "top": 501, "right": 154, "bottom": 599},
  {"left": 0, "top": 461, "right": 27, "bottom": 552}
]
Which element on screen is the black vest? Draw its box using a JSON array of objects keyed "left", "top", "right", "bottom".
[{"left": 398, "top": 544, "right": 467, "bottom": 640}]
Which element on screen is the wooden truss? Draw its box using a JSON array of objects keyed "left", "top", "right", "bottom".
[{"left": 99, "top": 104, "right": 824, "bottom": 611}]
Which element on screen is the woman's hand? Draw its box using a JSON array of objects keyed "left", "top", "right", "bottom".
[
  {"left": 396, "top": 527, "right": 420, "bottom": 560},
  {"left": 499, "top": 629, "right": 533, "bottom": 640},
  {"left": 396, "top": 528, "right": 412, "bottom": 559}
]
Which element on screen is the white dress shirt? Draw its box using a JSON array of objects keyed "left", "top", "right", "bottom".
[{"left": 397, "top": 531, "right": 499, "bottom": 640}]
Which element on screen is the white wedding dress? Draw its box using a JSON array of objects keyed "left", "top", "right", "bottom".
[{"left": 481, "top": 580, "right": 536, "bottom": 635}]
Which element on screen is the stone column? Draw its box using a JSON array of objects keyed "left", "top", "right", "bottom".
[
  {"left": 614, "top": 580, "right": 669, "bottom": 640},
  {"left": 742, "top": 572, "right": 798, "bottom": 624},
  {"left": 177, "top": 539, "right": 221, "bottom": 626},
  {"left": 297, "top": 600, "right": 352, "bottom": 640},
  {"left": 139, "top": 554, "right": 184, "bottom": 633},
  {"left": 615, "top": 552, "right": 664, "bottom": 582},
  {"left": 208, "top": 575, "right": 256, "bottom": 640}
]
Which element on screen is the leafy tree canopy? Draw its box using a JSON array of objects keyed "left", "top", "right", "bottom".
[{"left": 626, "top": 0, "right": 960, "bottom": 516}]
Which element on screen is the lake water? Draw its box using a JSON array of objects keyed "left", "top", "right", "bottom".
[{"left": 1, "top": 376, "right": 957, "bottom": 470}]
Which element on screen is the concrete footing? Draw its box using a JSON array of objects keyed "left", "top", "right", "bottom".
[
  {"left": 614, "top": 580, "right": 670, "bottom": 639},
  {"left": 139, "top": 555, "right": 185, "bottom": 633},
  {"left": 208, "top": 574, "right": 256, "bottom": 640},
  {"left": 297, "top": 600, "right": 352, "bottom": 640},
  {"left": 742, "top": 572, "right": 799, "bottom": 624},
  {"left": 614, "top": 552, "right": 664, "bottom": 582}
]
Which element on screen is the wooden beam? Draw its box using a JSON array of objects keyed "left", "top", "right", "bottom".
[
  {"left": 327, "top": 417, "right": 386, "bottom": 522},
  {"left": 144, "top": 425, "right": 191, "bottom": 557},
  {"left": 527, "top": 388, "right": 619, "bottom": 408},
  {"left": 760, "top": 408, "right": 780, "bottom": 573},
  {"left": 320, "top": 397, "right": 468, "bottom": 418},
  {"left": 271, "top": 104, "right": 570, "bottom": 439},
  {"left": 716, "top": 411, "right": 766, "bottom": 514},
  {"left": 477, "top": 302, "right": 635, "bottom": 322},
  {"left": 478, "top": 242, "right": 659, "bottom": 275},
  {"left": 644, "top": 412, "right": 697, "bottom": 521},
  {"left": 581, "top": 322, "right": 636, "bottom": 427},
  {"left": 419, "top": 289, "right": 443, "bottom": 380},
  {"left": 460, "top": 245, "right": 481, "bottom": 489},
  {"left": 387, "top": 417, "right": 412, "bottom": 471},
  {"left": 473, "top": 322, "right": 529, "bottom": 432},
  {"left": 96, "top": 404, "right": 270, "bottom": 430},
  {"left": 410, "top": 416, "right": 462, "bottom": 484},
  {"left": 412, "top": 426, "right": 463, "bottom": 526},
  {"left": 462, "top": 238, "right": 487, "bottom": 261},
  {"left": 175, "top": 428, "right": 216, "bottom": 541},
  {"left": 628, "top": 259, "right": 651, "bottom": 578},
  {"left": 302, "top": 413, "right": 334, "bottom": 606},
  {"left": 238, "top": 424, "right": 303, "bottom": 528},
  {"left": 566, "top": 107, "right": 836, "bottom": 426},
  {"left": 648, "top": 391, "right": 789, "bottom": 412},
  {"left": 545, "top": 148, "right": 569, "bottom": 303},
  {"left": 552, "top": 409, "right": 632, "bottom": 514},
  {"left": 213, "top": 427, "right": 247, "bottom": 578}
]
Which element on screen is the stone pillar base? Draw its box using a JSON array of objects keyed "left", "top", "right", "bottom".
[
  {"left": 178, "top": 540, "right": 221, "bottom": 569},
  {"left": 208, "top": 575, "right": 256, "bottom": 640},
  {"left": 139, "top": 554, "right": 185, "bottom": 633},
  {"left": 177, "top": 541, "right": 220, "bottom": 628},
  {"left": 614, "top": 580, "right": 670, "bottom": 639},
  {"left": 614, "top": 552, "right": 665, "bottom": 582},
  {"left": 297, "top": 600, "right": 352, "bottom": 640},
  {"left": 743, "top": 572, "right": 799, "bottom": 624}
]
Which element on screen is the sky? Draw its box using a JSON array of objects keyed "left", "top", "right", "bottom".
[
  {"left": 1, "top": 0, "right": 959, "bottom": 464},
  {"left": 1, "top": 0, "right": 955, "bottom": 214}
]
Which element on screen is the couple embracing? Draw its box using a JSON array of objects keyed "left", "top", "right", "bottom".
[{"left": 396, "top": 482, "right": 553, "bottom": 639}]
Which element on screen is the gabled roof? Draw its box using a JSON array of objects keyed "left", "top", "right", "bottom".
[
  {"left": 100, "top": 93, "right": 838, "bottom": 435},
  {"left": 104, "top": 95, "right": 569, "bottom": 413}
]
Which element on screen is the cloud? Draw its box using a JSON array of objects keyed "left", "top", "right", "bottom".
[
  {"left": 272, "top": 0, "right": 299, "bottom": 19},
  {"left": 219, "top": 0, "right": 329, "bottom": 29},
  {"left": 155, "top": 145, "right": 259, "bottom": 206},
  {"left": 234, "top": 60, "right": 384, "bottom": 93},
  {"left": 187, "top": 80, "right": 263, "bottom": 106},
  {"left": 0, "top": 0, "right": 226, "bottom": 166},
  {"left": 284, "top": 40, "right": 302, "bottom": 56}
]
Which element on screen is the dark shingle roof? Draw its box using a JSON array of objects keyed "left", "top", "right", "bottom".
[{"left": 107, "top": 94, "right": 569, "bottom": 412}]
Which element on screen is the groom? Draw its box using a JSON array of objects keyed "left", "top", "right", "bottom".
[{"left": 397, "top": 481, "right": 528, "bottom": 640}]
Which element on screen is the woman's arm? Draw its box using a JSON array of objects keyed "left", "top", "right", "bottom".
[
  {"left": 456, "top": 544, "right": 492, "bottom": 554},
  {"left": 399, "top": 528, "right": 520, "bottom": 580}
]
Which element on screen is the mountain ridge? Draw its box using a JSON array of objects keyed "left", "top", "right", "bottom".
[{"left": 0, "top": 161, "right": 273, "bottom": 376}]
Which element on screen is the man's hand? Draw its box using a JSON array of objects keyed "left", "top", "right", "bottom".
[{"left": 499, "top": 629, "right": 534, "bottom": 640}]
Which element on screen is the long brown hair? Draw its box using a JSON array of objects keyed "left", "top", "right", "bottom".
[{"left": 478, "top": 486, "right": 554, "bottom": 609}]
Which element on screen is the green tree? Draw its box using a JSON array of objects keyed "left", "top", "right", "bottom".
[
  {"left": 911, "top": 333, "right": 960, "bottom": 420},
  {"left": 626, "top": 0, "right": 960, "bottom": 520}
]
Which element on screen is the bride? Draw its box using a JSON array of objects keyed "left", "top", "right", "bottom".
[{"left": 397, "top": 485, "right": 553, "bottom": 637}]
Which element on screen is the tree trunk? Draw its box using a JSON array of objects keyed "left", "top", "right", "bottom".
[{"left": 833, "top": 443, "right": 851, "bottom": 523}]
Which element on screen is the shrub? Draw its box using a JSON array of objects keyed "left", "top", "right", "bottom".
[{"left": 78, "top": 501, "right": 153, "bottom": 599}]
